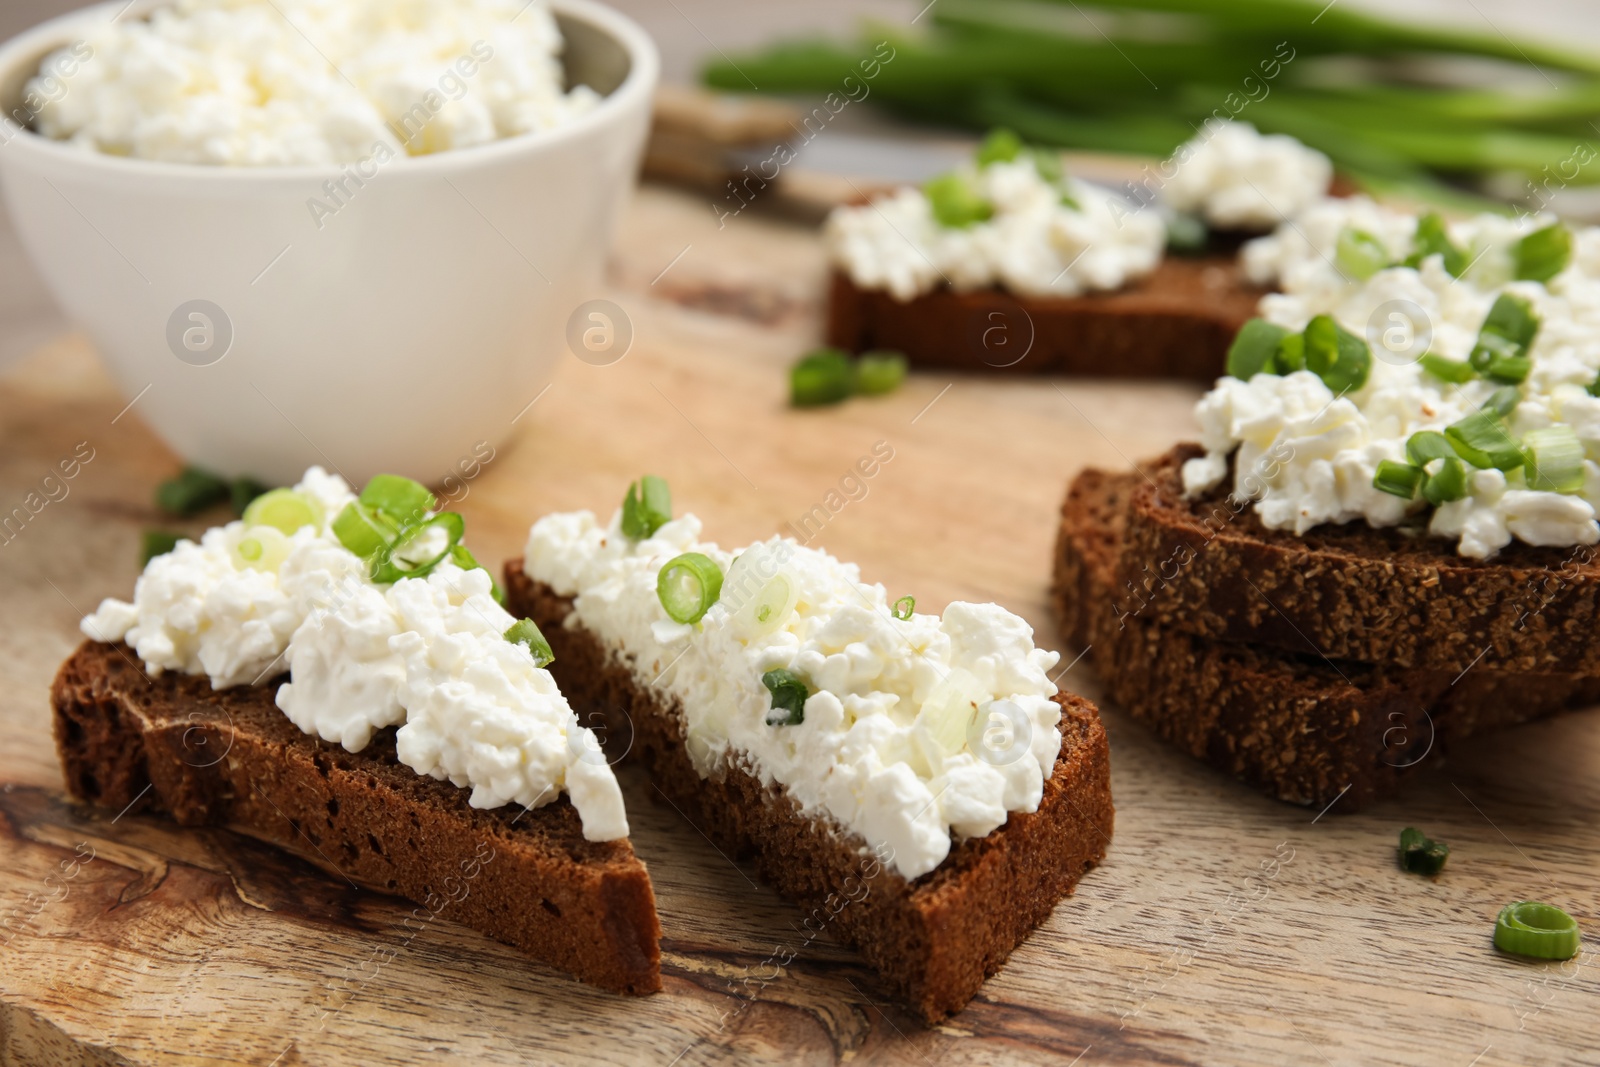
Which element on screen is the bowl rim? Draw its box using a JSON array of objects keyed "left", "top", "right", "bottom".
[{"left": 0, "top": 0, "right": 660, "bottom": 184}]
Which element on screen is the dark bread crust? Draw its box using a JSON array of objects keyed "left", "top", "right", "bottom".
[
  {"left": 1120, "top": 445, "right": 1600, "bottom": 673},
  {"left": 825, "top": 257, "right": 1263, "bottom": 380},
  {"left": 503, "top": 563, "right": 1114, "bottom": 1024},
  {"left": 1054, "top": 468, "right": 1600, "bottom": 809},
  {"left": 51, "top": 641, "right": 661, "bottom": 995}
]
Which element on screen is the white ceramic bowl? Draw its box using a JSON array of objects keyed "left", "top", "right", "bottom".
[{"left": 0, "top": 0, "right": 657, "bottom": 485}]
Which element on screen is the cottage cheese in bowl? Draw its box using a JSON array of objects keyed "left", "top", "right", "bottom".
[
  {"left": 28, "top": 0, "right": 600, "bottom": 165},
  {"left": 0, "top": 0, "right": 657, "bottom": 485}
]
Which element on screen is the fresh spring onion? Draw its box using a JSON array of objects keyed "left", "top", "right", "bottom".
[
  {"left": 923, "top": 172, "right": 992, "bottom": 229},
  {"left": 656, "top": 552, "right": 723, "bottom": 624},
  {"left": 791, "top": 348, "right": 909, "bottom": 406},
  {"left": 1423, "top": 457, "right": 1469, "bottom": 505},
  {"left": 1494, "top": 901, "right": 1582, "bottom": 961},
  {"left": 1398, "top": 827, "right": 1450, "bottom": 876},
  {"left": 1421, "top": 353, "right": 1476, "bottom": 384},
  {"left": 360, "top": 473, "right": 437, "bottom": 527},
  {"left": 332, "top": 502, "right": 400, "bottom": 559},
  {"left": 790, "top": 348, "right": 856, "bottom": 407},
  {"left": 241, "top": 488, "right": 323, "bottom": 535},
  {"left": 1373, "top": 459, "right": 1425, "bottom": 500},
  {"left": 1406, "top": 431, "right": 1457, "bottom": 466},
  {"left": 504, "top": 617, "right": 555, "bottom": 668},
  {"left": 233, "top": 526, "right": 291, "bottom": 572},
  {"left": 330, "top": 474, "right": 474, "bottom": 587},
  {"left": 141, "top": 530, "right": 182, "bottom": 566},
  {"left": 1224, "top": 317, "right": 1369, "bottom": 392},
  {"left": 892, "top": 595, "right": 916, "bottom": 620},
  {"left": 1481, "top": 293, "right": 1540, "bottom": 350},
  {"left": 156, "top": 466, "right": 231, "bottom": 516},
  {"left": 974, "top": 126, "right": 1025, "bottom": 168},
  {"left": 761, "top": 667, "right": 809, "bottom": 726},
  {"left": 1336, "top": 227, "right": 1390, "bottom": 281},
  {"left": 1515, "top": 223, "right": 1573, "bottom": 283},
  {"left": 1523, "top": 425, "right": 1586, "bottom": 493},
  {"left": 621, "top": 475, "right": 672, "bottom": 541},
  {"left": 369, "top": 512, "right": 465, "bottom": 584},
  {"left": 854, "top": 350, "right": 909, "bottom": 396},
  {"left": 1445, "top": 408, "right": 1525, "bottom": 471},
  {"left": 1303, "top": 314, "right": 1373, "bottom": 393},
  {"left": 1406, "top": 213, "right": 1467, "bottom": 277},
  {"left": 1225, "top": 319, "right": 1290, "bottom": 380}
]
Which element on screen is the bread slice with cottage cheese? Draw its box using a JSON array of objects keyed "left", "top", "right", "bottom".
[
  {"left": 52, "top": 642, "right": 661, "bottom": 996},
  {"left": 825, "top": 255, "right": 1263, "bottom": 380},
  {"left": 1119, "top": 445, "right": 1600, "bottom": 675},
  {"left": 1054, "top": 464, "right": 1600, "bottom": 808},
  {"left": 502, "top": 560, "right": 1113, "bottom": 1024}
]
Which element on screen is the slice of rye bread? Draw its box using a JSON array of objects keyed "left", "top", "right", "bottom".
[
  {"left": 502, "top": 561, "right": 1114, "bottom": 1024},
  {"left": 1120, "top": 444, "right": 1600, "bottom": 674},
  {"left": 1053, "top": 467, "right": 1600, "bottom": 809},
  {"left": 824, "top": 255, "right": 1264, "bottom": 381},
  {"left": 51, "top": 640, "right": 661, "bottom": 995}
]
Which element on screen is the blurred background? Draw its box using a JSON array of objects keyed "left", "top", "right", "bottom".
[{"left": 7, "top": 0, "right": 1600, "bottom": 369}]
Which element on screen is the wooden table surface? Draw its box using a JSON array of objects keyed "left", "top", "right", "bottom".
[{"left": 1, "top": 181, "right": 1597, "bottom": 1067}]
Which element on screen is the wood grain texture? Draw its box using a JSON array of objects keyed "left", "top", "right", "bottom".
[{"left": 0, "top": 184, "right": 1597, "bottom": 1066}]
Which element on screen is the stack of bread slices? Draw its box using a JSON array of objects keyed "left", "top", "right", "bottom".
[{"left": 1053, "top": 444, "right": 1600, "bottom": 810}]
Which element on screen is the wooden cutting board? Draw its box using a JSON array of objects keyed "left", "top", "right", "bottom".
[{"left": 1, "top": 182, "right": 1596, "bottom": 1067}]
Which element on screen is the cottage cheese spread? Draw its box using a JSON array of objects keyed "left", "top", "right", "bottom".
[
  {"left": 81, "top": 467, "right": 625, "bottom": 840},
  {"left": 523, "top": 509, "right": 1065, "bottom": 881},
  {"left": 29, "top": 0, "right": 598, "bottom": 166},
  {"left": 1182, "top": 265, "right": 1600, "bottom": 557},
  {"left": 1163, "top": 121, "right": 1332, "bottom": 231},
  {"left": 824, "top": 157, "right": 1165, "bottom": 302}
]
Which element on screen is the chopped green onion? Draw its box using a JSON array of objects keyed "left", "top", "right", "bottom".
[
  {"left": 1487, "top": 386, "right": 1522, "bottom": 417},
  {"left": 790, "top": 348, "right": 856, "bottom": 407},
  {"left": 1523, "top": 425, "right": 1586, "bottom": 493},
  {"left": 761, "top": 667, "right": 809, "bottom": 726},
  {"left": 892, "top": 596, "right": 915, "bottom": 620},
  {"left": 1336, "top": 227, "right": 1390, "bottom": 281},
  {"left": 359, "top": 474, "right": 436, "bottom": 527},
  {"left": 854, "top": 350, "right": 909, "bottom": 396},
  {"left": 1225, "top": 319, "right": 1290, "bottom": 380},
  {"left": 141, "top": 530, "right": 182, "bottom": 566},
  {"left": 1373, "top": 460, "right": 1425, "bottom": 500},
  {"left": 923, "top": 172, "right": 993, "bottom": 229},
  {"left": 1589, "top": 371, "right": 1600, "bottom": 398},
  {"left": 369, "top": 512, "right": 464, "bottom": 584},
  {"left": 1446, "top": 409, "right": 1524, "bottom": 471},
  {"left": 504, "top": 618, "right": 555, "bottom": 668},
  {"left": 1273, "top": 332, "right": 1306, "bottom": 374},
  {"left": 1398, "top": 827, "right": 1450, "bottom": 876},
  {"left": 1484, "top": 353, "right": 1531, "bottom": 385},
  {"left": 1420, "top": 353, "right": 1476, "bottom": 383},
  {"left": 621, "top": 475, "right": 672, "bottom": 541},
  {"left": 1423, "top": 457, "right": 1469, "bottom": 505},
  {"left": 1406, "top": 212, "right": 1466, "bottom": 277},
  {"left": 1515, "top": 223, "right": 1572, "bottom": 283},
  {"left": 1303, "top": 314, "right": 1373, "bottom": 394},
  {"left": 449, "top": 544, "right": 504, "bottom": 604},
  {"left": 656, "top": 552, "right": 723, "bottom": 624},
  {"left": 1494, "top": 901, "right": 1581, "bottom": 961},
  {"left": 1033, "top": 148, "right": 1067, "bottom": 187},
  {"left": 229, "top": 476, "right": 271, "bottom": 518},
  {"left": 1481, "top": 293, "right": 1539, "bottom": 350},
  {"left": 1165, "top": 213, "right": 1208, "bottom": 256},
  {"left": 332, "top": 501, "right": 400, "bottom": 559},
  {"left": 242, "top": 488, "right": 323, "bottom": 535},
  {"left": 238, "top": 537, "right": 262, "bottom": 562},
  {"left": 1469, "top": 330, "right": 1521, "bottom": 374},
  {"left": 156, "top": 466, "right": 230, "bottom": 516},
  {"left": 1407, "top": 431, "right": 1457, "bottom": 466},
  {"left": 974, "top": 127, "right": 1023, "bottom": 167}
]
